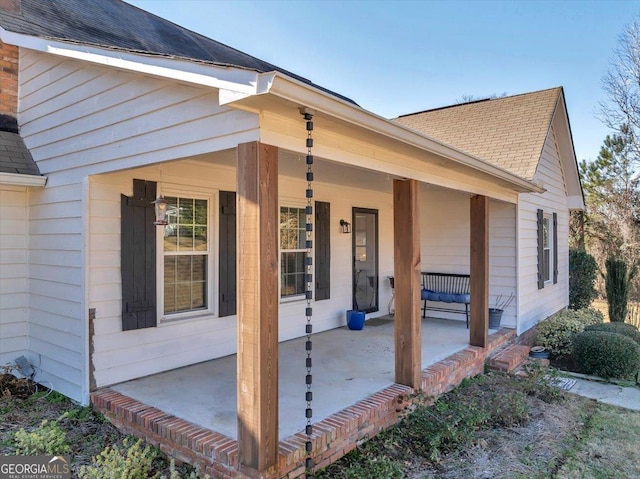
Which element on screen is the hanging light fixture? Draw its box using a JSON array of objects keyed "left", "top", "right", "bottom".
[
  {"left": 339, "top": 219, "right": 351, "bottom": 234},
  {"left": 153, "top": 196, "right": 168, "bottom": 225}
]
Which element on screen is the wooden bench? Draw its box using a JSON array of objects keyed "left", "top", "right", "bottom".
[{"left": 421, "top": 272, "right": 471, "bottom": 328}]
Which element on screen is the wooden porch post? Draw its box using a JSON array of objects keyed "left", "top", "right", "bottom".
[
  {"left": 470, "top": 195, "right": 489, "bottom": 348},
  {"left": 237, "top": 141, "right": 279, "bottom": 471},
  {"left": 393, "top": 179, "right": 422, "bottom": 388}
]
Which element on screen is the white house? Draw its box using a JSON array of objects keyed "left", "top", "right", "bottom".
[{"left": 0, "top": 0, "right": 583, "bottom": 476}]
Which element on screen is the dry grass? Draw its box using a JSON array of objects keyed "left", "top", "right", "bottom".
[
  {"left": 318, "top": 371, "right": 640, "bottom": 479},
  {"left": 591, "top": 299, "right": 640, "bottom": 327},
  {"left": 555, "top": 404, "right": 640, "bottom": 478},
  {"left": 627, "top": 302, "right": 640, "bottom": 329},
  {"left": 428, "top": 397, "right": 595, "bottom": 479},
  {"left": 591, "top": 299, "right": 609, "bottom": 321}
]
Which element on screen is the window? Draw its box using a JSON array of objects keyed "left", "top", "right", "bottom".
[
  {"left": 162, "top": 195, "right": 210, "bottom": 316},
  {"left": 543, "top": 215, "right": 551, "bottom": 283},
  {"left": 537, "top": 209, "right": 557, "bottom": 289},
  {"left": 280, "top": 206, "right": 307, "bottom": 298}
]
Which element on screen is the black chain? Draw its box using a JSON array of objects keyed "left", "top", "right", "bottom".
[{"left": 303, "top": 110, "right": 314, "bottom": 478}]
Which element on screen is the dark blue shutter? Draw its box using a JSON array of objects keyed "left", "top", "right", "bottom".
[
  {"left": 219, "top": 191, "right": 237, "bottom": 316},
  {"left": 553, "top": 212, "right": 558, "bottom": 284},
  {"left": 121, "top": 179, "right": 157, "bottom": 330},
  {"left": 537, "top": 209, "right": 545, "bottom": 290},
  {"left": 315, "top": 201, "right": 331, "bottom": 300}
]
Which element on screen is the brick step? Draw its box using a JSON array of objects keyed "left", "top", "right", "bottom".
[{"left": 486, "top": 344, "right": 531, "bottom": 372}]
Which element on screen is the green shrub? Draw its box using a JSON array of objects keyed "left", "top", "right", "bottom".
[
  {"left": 79, "top": 437, "right": 160, "bottom": 479},
  {"left": 605, "top": 257, "right": 637, "bottom": 322},
  {"left": 573, "top": 330, "right": 640, "bottom": 379},
  {"left": 569, "top": 249, "right": 598, "bottom": 310},
  {"left": 586, "top": 322, "right": 640, "bottom": 345},
  {"left": 14, "top": 420, "right": 70, "bottom": 455},
  {"left": 400, "top": 377, "right": 529, "bottom": 461},
  {"left": 342, "top": 456, "right": 403, "bottom": 479},
  {"left": 536, "top": 308, "right": 604, "bottom": 359},
  {"left": 518, "top": 361, "right": 565, "bottom": 403},
  {"left": 161, "top": 460, "right": 210, "bottom": 479}
]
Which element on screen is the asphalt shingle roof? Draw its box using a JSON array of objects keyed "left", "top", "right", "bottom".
[
  {"left": 393, "top": 87, "right": 562, "bottom": 181},
  {"left": 0, "top": 131, "right": 40, "bottom": 176},
  {"left": 0, "top": 0, "right": 357, "bottom": 105}
]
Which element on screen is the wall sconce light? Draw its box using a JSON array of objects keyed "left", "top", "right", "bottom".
[
  {"left": 339, "top": 219, "right": 351, "bottom": 234},
  {"left": 152, "top": 196, "right": 168, "bottom": 225}
]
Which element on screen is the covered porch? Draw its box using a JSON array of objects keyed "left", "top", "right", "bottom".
[
  {"left": 88, "top": 136, "right": 520, "bottom": 477},
  {"left": 93, "top": 322, "right": 514, "bottom": 477},
  {"left": 109, "top": 316, "right": 496, "bottom": 440}
]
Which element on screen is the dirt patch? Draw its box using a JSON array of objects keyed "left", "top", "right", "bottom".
[
  {"left": 317, "top": 370, "right": 640, "bottom": 479},
  {"left": 3, "top": 371, "right": 639, "bottom": 479},
  {"left": 424, "top": 395, "right": 595, "bottom": 479},
  {"left": 0, "top": 380, "right": 123, "bottom": 470},
  {"left": 0, "top": 375, "right": 206, "bottom": 478}
]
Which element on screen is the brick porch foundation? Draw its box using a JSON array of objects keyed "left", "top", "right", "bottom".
[{"left": 91, "top": 328, "right": 515, "bottom": 478}]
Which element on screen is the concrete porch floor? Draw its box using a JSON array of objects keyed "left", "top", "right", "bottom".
[{"left": 112, "top": 316, "right": 483, "bottom": 440}]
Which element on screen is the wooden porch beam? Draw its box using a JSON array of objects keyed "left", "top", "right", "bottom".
[
  {"left": 470, "top": 194, "right": 489, "bottom": 348},
  {"left": 236, "top": 141, "right": 279, "bottom": 471},
  {"left": 393, "top": 179, "right": 422, "bottom": 388}
]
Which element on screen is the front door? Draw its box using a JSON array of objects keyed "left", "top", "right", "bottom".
[{"left": 352, "top": 207, "right": 378, "bottom": 312}]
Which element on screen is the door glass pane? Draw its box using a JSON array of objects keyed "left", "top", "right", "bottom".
[{"left": 353, "top": 209, "right": 378, "bottom": 312}]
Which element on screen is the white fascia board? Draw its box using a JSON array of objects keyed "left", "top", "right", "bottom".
[
  {"left": 0, "top": 172, "right": 46, "bottom": 187},
  {"left": 0, "top": 28, "right": 259, "bottom": 94},
  {"left": 261, "top": 73, "right": 544, "bottom": 194},
  {"left": 567, "top": 195, "right": 585, "bottom": 211},
  {"left": 219, "top": 72, "right": 275, "bottom": 104}
]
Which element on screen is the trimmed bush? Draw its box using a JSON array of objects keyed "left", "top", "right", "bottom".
[
  {"left": 536, "top": 308, "right": 604, "bottom": 359},
  {"left": 569, "top": 249, "right": 598, "bottom": 310},
  {"left": 586, "top": 322, "right": 640, "bottom": 345},
  {"left": 573, "top": 330, "right": 640, "bottom": 379}
]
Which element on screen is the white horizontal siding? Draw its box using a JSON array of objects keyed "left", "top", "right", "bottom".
[
  {"left": 421, "top": 187, "right": 469, "bottom": 275},
  {"left": 15, "top": 46, "right": 266, "bottom": 402},
  {"left": 89, "top": 159, "right": 396, "bottom": 387},
  {"left": 489, "top": 201, "right": 517, "bottom": 327},
  {"left": 0, "top": 186, "right": 28, "bottom": 366},
  {"left": 18, "top": 49, "right": 260, "bottom": 187},
  {"left": 518, "top": 127, "right": 569, "bottom": 333},
  {"left": 27, "top": 183, "right": 85, "bottom": 402},
  {"left": 419, "top": 187, "right": 517, "bottom": 327}
]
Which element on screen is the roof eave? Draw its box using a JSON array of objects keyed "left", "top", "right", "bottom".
[
  {"left": 557, "top": 89, "right": 586, "bottom": 210},
  {"left": 1, "top": 28, "right": 542, "bottom": 194},
  {"left": 239, "top": 72, "right": 544, "bottom": 194},
  {"left": 0, "top": 171, "right": 46, "bottom": 187},
  {"left": 0, "top": 27, "right": 260, "bottom": 94}
]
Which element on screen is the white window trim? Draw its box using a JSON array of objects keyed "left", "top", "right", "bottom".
[
  {"left": 280, "top": 200, "right": 313, "bottom": 303},
  {"left": 156, "top": 186, "right": 218, "bottom": 323}
]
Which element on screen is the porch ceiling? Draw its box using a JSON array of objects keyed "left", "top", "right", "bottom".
[{"left": 111, "top": 317, "right": 473, "bottom": 440}]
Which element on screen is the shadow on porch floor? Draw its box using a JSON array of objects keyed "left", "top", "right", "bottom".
[{"left": 110, "top": 317, "right": 491, "bottom": 440}]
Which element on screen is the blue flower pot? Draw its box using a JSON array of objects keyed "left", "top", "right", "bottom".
[{"left": 346, "top": 310, "right": 365, "bottom": 330}]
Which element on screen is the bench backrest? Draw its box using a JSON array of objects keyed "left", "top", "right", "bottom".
[{"left": 421, "top": 272, "right": 470, "bottom": 294}]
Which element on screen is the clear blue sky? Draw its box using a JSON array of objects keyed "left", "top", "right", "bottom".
[{"left": 128, "top": 0, "right": 640, "bottom": 164}]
